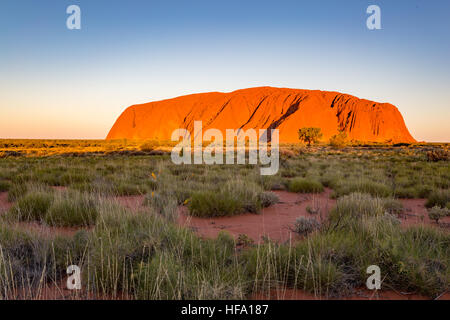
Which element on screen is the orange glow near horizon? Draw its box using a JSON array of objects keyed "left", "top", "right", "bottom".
[{"left": 0, "top": 86, "right": 448, "bottom": 142}]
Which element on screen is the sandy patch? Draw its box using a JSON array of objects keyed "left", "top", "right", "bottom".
[
  {"left": 252, "top": 288, "right": 449, "bottom": 300},
  {"left": 9, "top": 280, "right": 131, "bottom": 300},
  {"left": 112, "top": 191, "right": 449, "bottom": 244},
  {"left": 178, "top": 189, "right": 336, "bottom": 243},
  {"left": 0, "top": 191, "right": 12, "bottom": 212},
  {"left": 399, "top": 198, "right": 450, "bottom": 228},
  {"left": 6, "top": 221, "right": 82, "bottom": 238},
  {"left": 51, "top": 186, "right": 68, "bottom": 192},
  {"left": 114, "top": 195, "right": 146, "bottom": 211}
]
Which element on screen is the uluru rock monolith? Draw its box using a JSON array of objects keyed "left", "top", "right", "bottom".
[{"left": 106, "top": 87, "right": 416, "bottom": 143}]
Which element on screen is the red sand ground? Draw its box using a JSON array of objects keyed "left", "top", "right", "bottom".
[
  {"left": 7, "top": 280, "right": 131, "bottom": 300},
  {"left": 0, "top": 192, "right": 12, "bottom": 212},
  {"left": 115, "top": 195, "right": 147, "bottom": 212},
  {"left": 2, "top": 190, "right": 447, "bottom": 242},
  {"left": 35, "top": 285, "right": 448, "bottom": 301},
  {"left": 399, "top": 198, "right": 450, "bottom": 227},
  {"left": 177, "top": 190, "right": 450, "bottom": 243},
  {"left": 8, "top": 222, "right": 80, "bottom": 237},
  {"left": 252, "top": 288, "right": 449, "bottom": 300},
  {"left": 178, "top": 189, "right": 335, "bottom": 243}
]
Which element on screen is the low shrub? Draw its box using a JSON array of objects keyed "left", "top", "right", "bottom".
[
  {"left": 426, "top": 149, "right": 449, "bottom": 162},
  {"left": 139, "top": 140, "right": 160, "bottom": 152},
  {"left": 394, "top": 186, "right": 418, "bottom": 199},
  {"left": 288, "top": 178, "right": 324, "bottom": 193},
  {"left": 382, "top": 198, "right": 404, "bottom": 215},
  {"left": 306, "top": 205, "right": 320, "bottom": 215},
  {"left": 329, "top": 131, "right": 348, "bottom": 148},
  {"left": 0, "top": 180, "right": 9, "bottom": 192},
  {"left": 237, "top": 233, "right": 254, "bottom": 247},
  {"left": 426, "top": 189, "right": 450, "bottom": 208},
  {"left": 293, "top": 217, "right": 320, "bottom": 236},
  {"left": 258, "top": 192, "right": 279, "bottom": 207},
  {"left": 428, "top": 206, "right": 450, "bottom": 223},
  {"left": 319, "top": 173, "right": 342, "bottom": 189}
]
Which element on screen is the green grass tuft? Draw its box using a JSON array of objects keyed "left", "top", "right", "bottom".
[
  {"left": 332, "top": 179, "right": 392, "bottom": 198},
  {"left": 8, "top": 191, "right": 54, "bottom": 222},
  {"left": 44, "top": 191, "right": 99, "bottom": 227},
  {"left": 426, "top": 189, "right": 450, "bottom": 208},
  {"left": 288, "top": 178, "right": 324, "bottom": 193}
]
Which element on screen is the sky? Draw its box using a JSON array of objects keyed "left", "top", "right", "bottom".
[{"left": 0, "top": 0, "right": 449, "bottom": 142}]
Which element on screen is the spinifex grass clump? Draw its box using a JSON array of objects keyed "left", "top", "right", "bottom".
[
  {"left": 7, "top": 182, "right": 52, "bottom": 202},
  {"left": 331, "top": 179, "right": 392, "bottom": 198},
  {"left": 7, "top": 189, "right": 54, "bottom": 222},
  {"left": 329, "top": 192, "right": 385, "bottom": 224},
  {"left": 288, "top": 177, "right": 324, "bottom": 193},
  {"left": 188, "top": 191, "right": 242, "bottom": 217},
  {"left": 426, "top": 189, "right": 450, "bottom": 209},
  {"left": 44, "top": 191, "right": 99, "bottom": 227},
  {"left": 0, "top": 180, "right": 9, "bottom": 192},
  {"left": 0, "top": 222, "right": 85, "bottom": 299},
  {"left": 188, "top": 180, "right": 272, "bottom": 217},
  {"left": 33, "top": 167, "right": 91, "bottom": 187},
  {"left": 7, "top": 188, "right": 99, "bottom": 227},
  {"left": 144, "top": 191, "right": 178, "bottom": 221},
  {"left": 133, "top": 231, "right": 245, "bottom": 299},
  {"left": 259, "top": 174, "right": 285, "bottom": 191},
  {"left": 242, "top": 238, "right": 351, "bottom": 298},
  {"left": 83, "top": 201, "right": 247, "bottom": 299},
  {"left": 382, "top": 198, "right": 404, "bottom": 215}
]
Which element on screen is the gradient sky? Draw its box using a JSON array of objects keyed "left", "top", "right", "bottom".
[{"left": 0, "top": 0, "right": 449, "bottom": 141}]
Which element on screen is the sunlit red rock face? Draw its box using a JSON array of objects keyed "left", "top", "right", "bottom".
[{"left": 107, "top": 87, "right": 416, "bottom": 143}]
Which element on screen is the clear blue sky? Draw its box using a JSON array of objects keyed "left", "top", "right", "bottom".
[{"left": 0, "top": 0, "right": 449, "bottom": 141}]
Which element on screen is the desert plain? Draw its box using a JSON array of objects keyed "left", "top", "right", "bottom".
[{"left": 0, "top": 138, "right": 448, "bottom": 300}]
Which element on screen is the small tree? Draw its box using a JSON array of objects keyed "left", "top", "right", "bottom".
[
  {"left": 428, "top": 206, "right": 449, "bottom": 223},
  {"left": 329, "top": 130, "right": 348, "bottom": 148},
  {"left": 298, "top": 127, "right": 323, "bottom": 146},
  {"left": 293, "top": 217, "right": 320, "bottom": 236}
]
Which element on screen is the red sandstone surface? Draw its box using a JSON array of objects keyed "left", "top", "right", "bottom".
[{"left": 107, "top": 87, "right": 416, "bottom": 143}]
